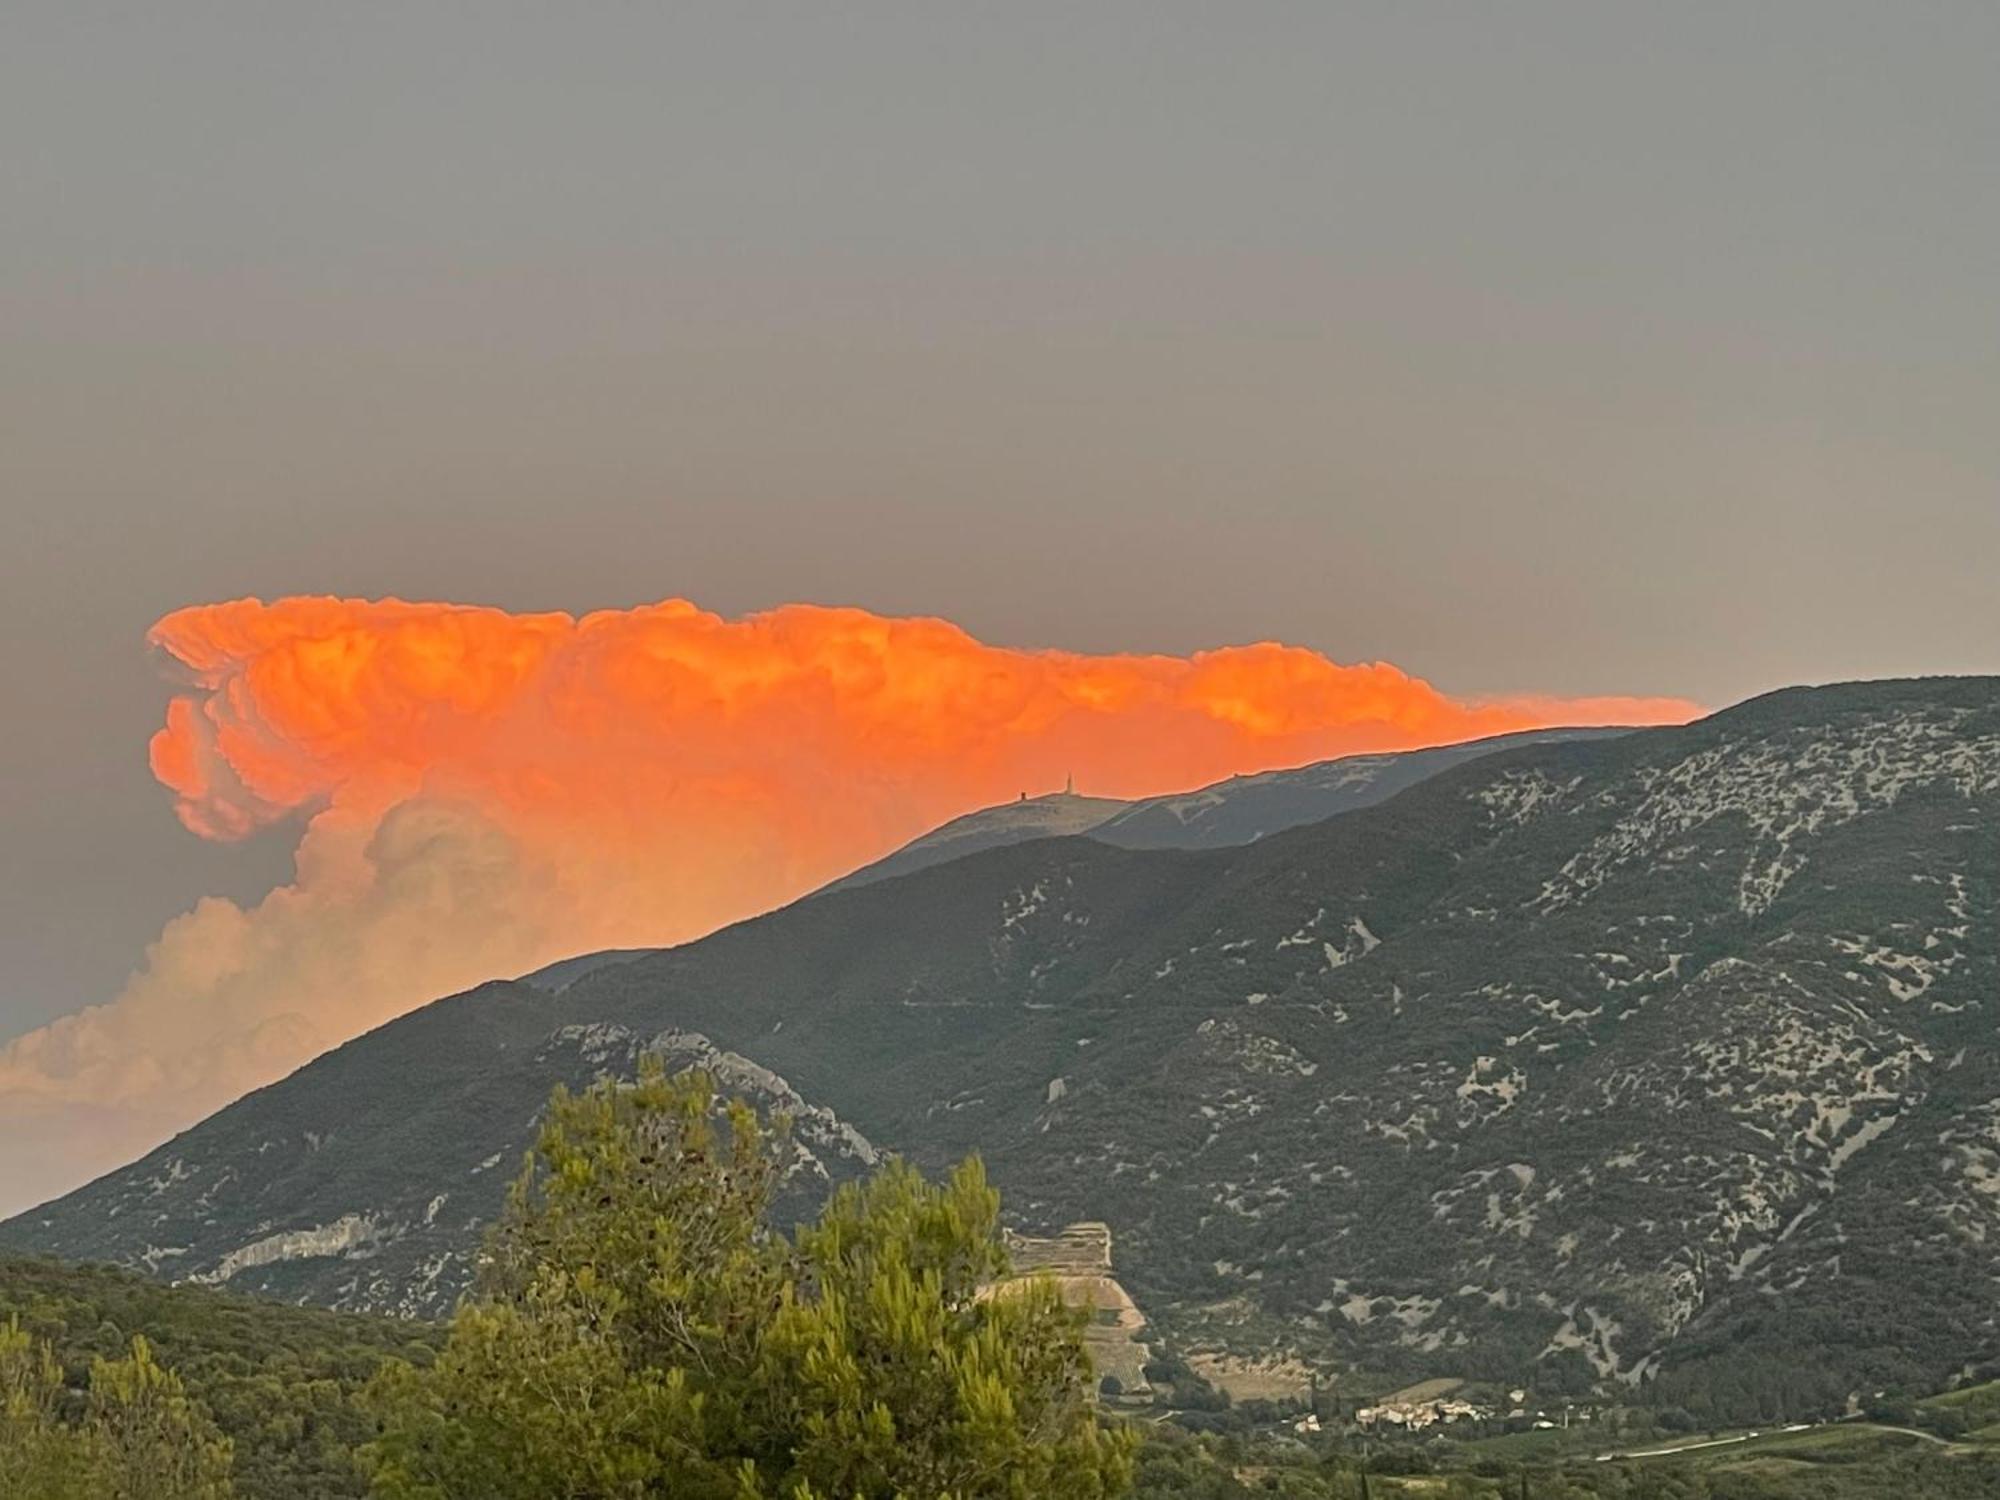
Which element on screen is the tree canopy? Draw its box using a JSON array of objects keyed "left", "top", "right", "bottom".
[
  {"left": 363, "top": 1058, "right": 1136, "bottom": 1499},
  {"left": 0, "top": 1317, "right": 233, "bottom": 1499}
]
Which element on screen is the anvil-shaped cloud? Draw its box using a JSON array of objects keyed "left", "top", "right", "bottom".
[{"left": 0, "top": 597, "right": 1697, "bottom": 1214}]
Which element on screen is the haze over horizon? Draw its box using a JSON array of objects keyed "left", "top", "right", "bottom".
[{"left": 5, "top": 5, "right": 2000, "bottom": 1209}]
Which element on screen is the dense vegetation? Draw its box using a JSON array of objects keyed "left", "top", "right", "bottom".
[
  {"left": 1, "top": 1319, "right": 231, "bottom": 1499},
  {"left": 364, "top": 1059, "right": 1133, "bottom": 1498},
  {"left": 2, "top": 1066, "right": 1134, "bottom": 1499},
  {"left": 11, "top": 1231, "right": 2000, "bottom": 1497},
  {"left": 0, "top": 1255, "right": 439, "bottom": 1497}
]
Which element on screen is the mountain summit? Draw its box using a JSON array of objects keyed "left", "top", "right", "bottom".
[
  {"left": 831, "top": 727, "right": 1623, "bottom": 891},
  {"left": 824, "top": 788, "right": 1127, "bottom": 892}
]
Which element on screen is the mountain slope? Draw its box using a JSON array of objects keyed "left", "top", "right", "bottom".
[
  {"left": 5, "top": 998, "right": 881, "bottom": 1318},
  {"left": 10, "top": 679, "right": 1999, "bottom": 1414}
]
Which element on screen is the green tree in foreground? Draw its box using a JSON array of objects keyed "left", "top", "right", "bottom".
[
  {"left": 363, "top": 1059, "right": 1136, "bottom": 1499},
  {"left": 0, "top": 1317, "right": 233, "bottom": 1499}
]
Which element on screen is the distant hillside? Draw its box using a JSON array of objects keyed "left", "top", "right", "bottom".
[
  {"left": 1, "top": 1016, "right": 878, "bottom": 1320},
  {"left": 11, "top": 679, "right": 1999, "bottom": 1421}
]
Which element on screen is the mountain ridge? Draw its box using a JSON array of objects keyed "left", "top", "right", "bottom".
[
  {"left": 10, "top": 676, "right": 1998, "bottom": 1416},
  {"left": 520, "top": 727, "right": 1624, "bottom": 992}
]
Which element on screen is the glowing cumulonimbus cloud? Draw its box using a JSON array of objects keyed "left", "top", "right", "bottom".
[{"left": 0, "top": 596, "right": 1697, "bottom": 1214}]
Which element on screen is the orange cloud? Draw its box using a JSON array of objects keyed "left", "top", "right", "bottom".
[
  {"left": 0, "top": 596, "right": 1694, "bottom": 1214},
  {"left": 147, "top": 596, "right": 1689, "bottom": 886}
]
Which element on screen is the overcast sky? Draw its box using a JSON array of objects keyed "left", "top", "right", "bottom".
[{"left": 5, "top": 2, "right": 1998, "bottom": 1045}]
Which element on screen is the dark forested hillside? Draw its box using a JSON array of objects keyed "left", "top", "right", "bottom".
[
  {"left": 0, "top": 1255, "right": 440, "bottom": 1498},
  {"left": 9, "top": 678, "right": 1999, "bottom": 1420}
]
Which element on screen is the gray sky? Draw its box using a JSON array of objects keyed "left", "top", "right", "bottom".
[{"left": 5, "top": 2, "right": 1999, "bottom": 1045}]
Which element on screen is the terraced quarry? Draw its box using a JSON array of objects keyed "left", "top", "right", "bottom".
[{"left": 1004, "top": 1222, "right": 1155, "bottom": 1401}]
